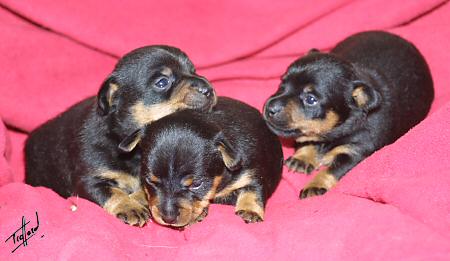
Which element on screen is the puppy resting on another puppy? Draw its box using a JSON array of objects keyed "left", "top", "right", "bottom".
[
  {"left": 264, "top": 31, "right": 434, "bottom": 198},
  {"left": 119, "top": 97, "right": 283, "bottom": 227},
  {"left": 25, "top": 46, "right": 216, "bottom": 226}
]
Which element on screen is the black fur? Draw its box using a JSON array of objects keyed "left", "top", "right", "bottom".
[
  {"left": 25, "top": 45, "right": 216, "bottom": 225},
  {"left": 122, "top": 97, "right": 283, "bottom": 227},
  {"left": 263, "top": 31, "right": 434, "bottom": 198}
]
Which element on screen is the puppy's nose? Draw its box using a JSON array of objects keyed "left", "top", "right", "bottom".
[
  {"left": 265, "top": 100, "right": 283, "bottom": 118},
  {"left": 191, "top": 78, "right": 213, "bottom": 97},
  {"left": 161, "top": 202, "right": 179, "bottom": 225},
  {"left": 162, "top": 214, "right": 178, "bottom": 225}
]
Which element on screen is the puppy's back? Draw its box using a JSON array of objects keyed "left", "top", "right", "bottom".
[
  {"left": 25, "top": 98, "right": 95, "bottom": 197},
  {"left": 332, "top": 31, "right": 434, "bottom": 141},
  {"left": 208, "top": 97, "right": 283, "bottom": 196}
]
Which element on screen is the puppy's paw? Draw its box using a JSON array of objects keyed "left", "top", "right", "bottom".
[
  {"left": 299, "top": 170, "right": 337, "bottom": 199},
  {"left": 112, "top": 199, "right": 150, "bottom": 227},
  {"left": 194, "top": 208, "right": 209, "bottom": 223},
  {"left": 299, "top": 187, "right": 328, "bottom": 199},
  {"left": 285, "top": 156, "right": 317, "bottom": 174},
  {"left": 236, "top": 210, "right": 263, "bottom": 223}
]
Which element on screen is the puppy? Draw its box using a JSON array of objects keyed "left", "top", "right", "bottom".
[
  {"left": 25, "top": 45, "right": 216, "bottom": 226},
  {"left": 119, "top": 97, "right": 283, "bottom": 227},
  {"left": 263, "top": 31, "right": 434, "bottom": 199}
]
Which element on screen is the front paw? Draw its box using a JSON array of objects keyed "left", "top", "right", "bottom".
[
  {"left": 285, "top": 156, "right": 316, "bottom": 174},
  {"left": 113, "top": 199, "right": 150, "bottom": 227},
  {"left": 299, "top": 186, "right": 328, "bottom": 199},
  {"left": 235, "top": 210, "right": 263, "bottom": 223},
  {"left": 299, "top": 170, "right": 337, "bottom": 199},
  {"left": 194, "top": 208, "right": 209, "bottom": 223}
]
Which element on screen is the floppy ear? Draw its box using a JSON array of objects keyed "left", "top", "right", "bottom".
[
  {"left": 214, "top": 133, "right": 241, "bottom": 171},
  {"left": 351, "top": 81, "right": 381, "bottom": 111},
  {"left": 118, "top": 129, "right": 142, "bottom": 153},
  {"left": 307, "top": 48, "right": 320, "bottom": 54},
  {"left": 97, "top": 76, "right": 119, "bottom": 115}
]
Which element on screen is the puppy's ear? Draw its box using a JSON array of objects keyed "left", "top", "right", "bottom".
[
  {"left": 351, "top": 81, "right": 382, "bottom": 111},
  {"left": 97, "top": 76, "right": 119, "bottom": 115},
  {"left": 118, "top": 129, "right": 142, "bottom": 153},
  {"left": 214, "top": 133, "right": 241, "bottom": 171},
  {"left": 308, "top": 48, "right": 320, "bottom": 54}
]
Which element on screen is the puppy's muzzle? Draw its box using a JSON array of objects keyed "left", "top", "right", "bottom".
[
  {"left": 264, "top": 98, "right": 285, "bottom": 122},
  {"left": 190, "top": 77, "right": 214, "bottom": 98},
  {"left": 160, "top": 204, "right": 180, "bottom": 225}
]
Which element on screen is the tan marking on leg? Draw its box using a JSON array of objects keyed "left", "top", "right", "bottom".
[
  {"left": 293, "top": 145, "right": 320, "bottom": 168},
  {"left": 103, "top": 188, "right": 149, "bottom": 227},
  {"left": 321, "top": 145, "right": 356, "bottom": 166},
  {"left": 235, "top": 191, "right": 264, "bottom": 222},
  {"left": 300, "top": 170, "right": 338, "bottom": 199},
  {"left": 214, "top": 170, "right": 254, "bottom": 199},
  {"left": 97, "top": 170, "right": 141, "bottom": 193},
  {"left": 129, "top": 188, "right": 148, "bottom": 207}
]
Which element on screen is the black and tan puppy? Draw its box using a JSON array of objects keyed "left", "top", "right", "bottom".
[
  {"left": 119, "top": 97, "right": 283, "bottom": 227},
  {"left": 263, "top": 31, "right": 434, "bottom": 199},
  {"left": 25, "top": 45, "right": 216, "bottom": 226}
]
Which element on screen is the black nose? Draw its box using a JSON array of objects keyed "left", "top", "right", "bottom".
[
  {"left": 162, "top": 214, "right": 178, "bottom": 225},
  {"left": 191, "top": 78, "right": 213, "bottom": 97},
  {"left": 265, "top": 100, "right": 283, "bottom": 118},
  {"left": 196, "top": 85, "right": 212, "bottom": 97},
  {"left": 160, "top": 202, "right": 179, "bottom": 225}
]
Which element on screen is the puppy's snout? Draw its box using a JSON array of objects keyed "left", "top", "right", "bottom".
[
  {"left": 162, "top": 213, "right": 178, "bottom": 225},
  {"left": 265, "top": 99, "right": 283, "bottom": 118},
  {"left": 191, "top": 78, "right": 213, "bottom": 97},
  {"left": 161, "top": 201, "right": 180, "bottom": 225}
]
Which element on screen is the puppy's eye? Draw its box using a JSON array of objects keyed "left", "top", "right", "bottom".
[
  {"left": 304, "top": 94, "right": 318, "bottom": 106},
  {"left": 189, "top": 181, "right": 203, "bottom": 191},
  {"left": 154, "top": 77, "right": 170, "bottom": 89}
]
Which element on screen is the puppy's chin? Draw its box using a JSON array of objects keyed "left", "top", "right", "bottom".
[
  {"left": 265, "top": 120, "right": 301, "bottom": 138},
  {"left": 184, "top": 95, "right": 217, "bottom": 113}
]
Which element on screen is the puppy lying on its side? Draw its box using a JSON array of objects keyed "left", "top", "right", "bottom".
[
  {"left": 119, "top": 97, "right": 283, "bottom": 227},
  {"left": 25, "top": 46, "right": 216, "bottom": 226},
  {"left": 263, "top": 31, "right": 434, "bottom": 198}
]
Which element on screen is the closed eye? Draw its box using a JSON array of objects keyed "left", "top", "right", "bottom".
[
  {"left": 189, "top": 181, "right": 203, "bottom": 191},
  {"left": 145, "top": 174, "right": 160, "bottom": 185}
]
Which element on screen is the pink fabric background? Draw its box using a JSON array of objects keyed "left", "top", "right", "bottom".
[{"left": 1, "top": 1, "right": 449, "bottom": 259}]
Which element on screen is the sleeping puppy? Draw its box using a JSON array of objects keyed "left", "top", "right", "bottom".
[
  {"left": 119, "top": 97, "right": 283, "bottom": 227},
  {"left": 263, "top": 31, "right": 434, "bottom": 199},
  {"left": 25, "top": 45, "right": 216, "bottom": 226}
]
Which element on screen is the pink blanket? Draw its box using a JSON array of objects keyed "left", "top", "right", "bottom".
[{"left": 1, "top": 1, "right": 450, "bottom": 259}]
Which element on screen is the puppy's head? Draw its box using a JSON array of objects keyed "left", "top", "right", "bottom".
[
  {"left": 263, "top": 50, "right": 381, "bottom": 142},
  {"left": 97, "top": 45, "right": 216, "bottom": 134},
  {"left": 119, "top": 111, "right": 241, "bottom": 228}
]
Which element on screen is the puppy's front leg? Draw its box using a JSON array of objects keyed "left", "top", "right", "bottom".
[
  {"left": 103, "top": 188, "right": 150, "bottom": 227},
  {"left": 285, "top": 143, "right": 320, "bottom": 174},
  {"left": 235, "top": 187, "right": 265, "bottom": 223},
  {"left": 79, "top": 170, "right": 150, "bottom": 226},
  {"left": 300, "top": 144, "right": 362, "bottom": 199}
]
